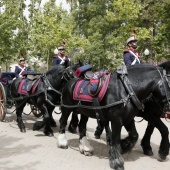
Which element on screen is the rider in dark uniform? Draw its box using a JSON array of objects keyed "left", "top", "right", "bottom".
[
  {"left": 53, "top": 46, "right": 79, "bottom": 133},
  {"left": 94, "top": 36, "right": 143, "bottom": 139},
  {"left": 15, "top": 58, "right": 29, "bottom": 78},
  {"left": 123, "top": 36, "right": 142, "bottom": 66},
  {"left": 53, "top": 46, "right": 70, "bottom": 68}
]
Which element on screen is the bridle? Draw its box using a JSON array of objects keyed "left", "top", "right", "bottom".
[
  {"left": 61, "top": 66, "right": 76, "bottom": 82},
  {"left": 161, "top": 69, "right": 170, "bottom": 112},
  {"left": 154, "top": 67, "right": 170, "bottom": 113},
  {"left": 163, "top": 69, "right": 170, "bottom": 88},
  {"left": 43, "top": 66, "right": 76, "bottom": 107}
]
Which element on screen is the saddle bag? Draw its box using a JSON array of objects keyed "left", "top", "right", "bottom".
[{"left": 74, "top": 64, "right": 92, "bottom": 77}]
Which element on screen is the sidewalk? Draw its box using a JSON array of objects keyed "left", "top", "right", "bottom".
[{"left": 0, "top": 106, "right": 170, "bottom": 170}]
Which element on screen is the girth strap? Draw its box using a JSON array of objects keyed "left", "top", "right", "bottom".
[{"left": 93, "top": 97, "right": 106, "bottom": 122}]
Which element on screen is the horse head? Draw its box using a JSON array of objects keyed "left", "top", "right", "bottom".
[
  {"left": 157, "top": 61, "right": 170, "bottom": 112},
  {"left": 70, "top": 60, "right": 84, "bottom": 71},
  {"left": 61, "top": 61, "right": 85, "bottom": 81},
  {"left": 159, "top": 61, "right": 170, "bottom": 87}
]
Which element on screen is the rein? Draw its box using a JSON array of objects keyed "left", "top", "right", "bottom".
[
  {"left": 9, "top": 66, "right": 76, "bottom": 112},
  {"left": 163, "top": 70, "right": 170, "bottom": 88},
  {"left": 61, "top": 66, "right": 170, "bottom": 114},
  {"left": 61, "top": 94, "right": 131, "bottom": 109},
  {"left": 43, "top": 73, "right": 62, "bottom": 95},
  {"left": 61, "top": 66, "right": 75, "bottom": 81}
]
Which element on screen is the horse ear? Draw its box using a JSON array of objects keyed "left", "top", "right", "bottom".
[{"left": 78, "top": 60, "right": 83, "bottom": 66}]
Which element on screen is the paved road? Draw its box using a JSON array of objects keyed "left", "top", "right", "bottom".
[{"left": 0, "top": 106, "right": 170, "bottom": 170}]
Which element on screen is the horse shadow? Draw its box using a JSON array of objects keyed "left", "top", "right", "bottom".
[
  {"left": 0, "top": 135, "right": 41, "bottom": 170},
  {"left": 4, "top": 112, "right": 74, "bottom": 136},
  {"left": 0, "top": 135, "right": 40, "bottom": 159},
  {"left": 67, "top": 131, "right": 165, "bottom": 163}
]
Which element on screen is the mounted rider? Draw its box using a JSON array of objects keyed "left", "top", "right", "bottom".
[
  {"left": 94, "top": 31, "right": 143, "bottom": 140},
  {"left": 15, "top": 58, "right": 29, "bottom": 78},
  {"left": 123, "top": 35, "right": 142, "bottom": 66},
  {"left": 52, "top": 46, "right": 78, "bottom": 131},
  {"left": 52, "top": 46, "right": 70, "bottom": 68}
]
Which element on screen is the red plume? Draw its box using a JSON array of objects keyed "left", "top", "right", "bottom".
[
  {"left": 62, "top": 39, "right": 66, "bottom": 45},
  {"left": 132, "top": 29, "right": 136, "bottom": 34},
  {"left": 132, "top": 29, "right": 136, "bottom": 38}
]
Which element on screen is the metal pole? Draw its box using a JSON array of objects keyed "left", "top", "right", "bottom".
[{"left": 47, "top": 49, "right": 49, "bottom": 70}]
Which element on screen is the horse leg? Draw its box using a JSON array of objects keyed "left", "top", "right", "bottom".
[
  {"left": 68, "top": 111, "right": 79, "bottom": 134},
  {"left": 104, "top": 121, "right": 112, "bottom": 146},
  {"left": 57, "top": 108, "right": 71, "bottom": 149},
  {"left": 33, "top": 105, "right": 55, "bottom": 130},
  {"left": 16, "top": 102, "right": 26, "bottom": 133},
  {"left": 78, "top": 114, "right": 94, "bottom": 156},
  {"left": 121, "top": 119, "right": 139, "bottom": 154},
  {"left": 141, "top": 123, "right": 154, "bottom": 156},
  {"left": 49, "top": 106, "right": 57, "bottom": 127},
  {"left": 94, "top": 119, "right": 104, "bottom": 139},
  {"left": 147, "top": 116, "right": 169, "bottom": 161},
  {"left": 94, "top": 120, "right": 112, "bottom": 145},
  {"left": 39, "top": 103, "right": 53, "bottom": 136},
  {"left": 109, "top": 120, "right": 124, "bottom": 170}
]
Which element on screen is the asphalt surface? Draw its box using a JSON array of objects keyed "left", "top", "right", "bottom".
[{"left": 0, "top": 106, "right": 170, "bottom": 170}]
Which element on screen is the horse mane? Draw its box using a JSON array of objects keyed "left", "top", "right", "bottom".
[
  {"left": 46, "top": 65, "right": 65, "bottom": 75},
  {"left": 158, "top": 61, "right": 170, "bottom": 73},
  {"left": 70, "top": 61, "right": 84, "bottom": 71},
  {"left": 127, "top": 63, "right": 156, "bottom": 71}
]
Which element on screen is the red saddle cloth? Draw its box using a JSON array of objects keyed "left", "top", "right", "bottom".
[
  {"left": 73, "top": 73, "right": 111, "bottom": 102},
  {"left": 18, "top": 79, "right": 40, "bottom": 95}
]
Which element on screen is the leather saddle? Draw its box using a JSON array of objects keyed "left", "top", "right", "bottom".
[
  {"left": 84, "top": 70, "right": 107, "bottom": 96},
  {"left": 26, "top": 75, "right": 41, "bottom": 91}
]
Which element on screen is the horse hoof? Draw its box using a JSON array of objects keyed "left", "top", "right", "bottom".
[
  {"left": 94, "top": 131, "right": 101, "bottom": 139},
  {"left": 80, "top": 150, "right": 92, "bottom": 156},
  {"left": 44, "top": 131, "right": 54, "bottom": 137},
  {"left": 68, "top": 126, "right": 77, "bottom": 134},
  {"left": 94, "top": 134, "right": 100, "bottom": 139},
  {"left": 94, "top": 130, "right": 102, "bottom": 139},
  {"left": 110, "top": 161, "right": 124, "bottom": 170},
  {"left": 20, "top": 129, "right": 26, "bottom": 133},
  {"left": 60, "top": 145, "right": 68, "bottom": 149},
  {"left": 84, "top": 151, "right": 93, "bottom": 156},
  {"left": 107, "top": 140, "right": 112, "bottom": 146},
  {"left": 143, "top": 150, "right": 154, "bottom": 156},
  {"left": 158, "top": 156, "right": 166, "bottom": 162},
  {"left": 158, "top": 151, "right": 166, "bottom": 161}
]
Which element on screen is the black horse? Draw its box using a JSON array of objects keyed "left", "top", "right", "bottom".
[
  {"left": 10, "top": 64, "right": 80, "bottom": 136},
  {"left": 139, "top": 61, "right": 170, "bottom": 156},
  {"left": 94, "top": 61, "right": 170, "bottom": 156},
  {"left": 57, "top": 63, "right": 170, "bottom": 170}
]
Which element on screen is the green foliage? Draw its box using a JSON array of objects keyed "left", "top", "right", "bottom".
[{"left": 0, "top": 0, "right": 170, "bottom": 71}]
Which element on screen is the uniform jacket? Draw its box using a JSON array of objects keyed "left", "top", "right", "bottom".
[
  {"left": 123, "top": 48, "right": 142, "bottom": 66},
  {"left": 52, "top": 55, "right": 70, "bottom": 68},
  {"left": 15, "top": 64, "right": 29, "bottom": 78}
]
